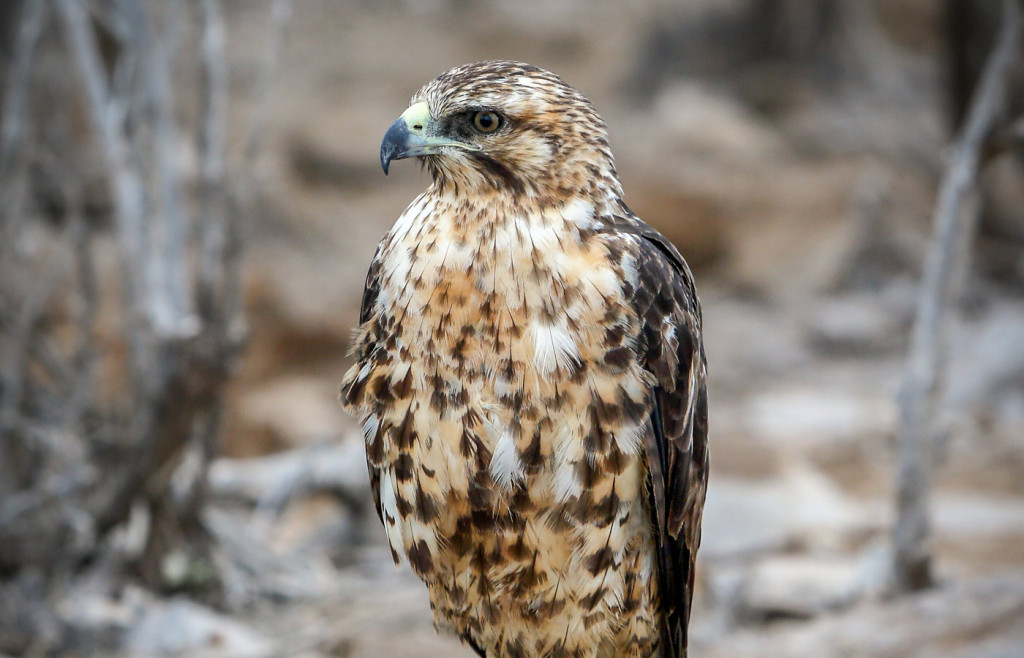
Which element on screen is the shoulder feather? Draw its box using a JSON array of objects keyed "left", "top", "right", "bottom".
[{"left": 600, "top": 205, "right": 709, "bottom": 658}]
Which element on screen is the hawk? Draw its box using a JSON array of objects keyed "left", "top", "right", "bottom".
[{"left": 341, "top": 61, "right": 708, "bottom": 658}]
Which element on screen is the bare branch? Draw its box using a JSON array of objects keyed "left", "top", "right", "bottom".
[
  {"left": 0, "top": 1, "right": 47, "bottom": 306},
  {"left": 113, "top": 0, "right": 197, "bottom": 340},
  {"left": 64, "top": 203, "right": 100, "bottom": 428},
  {"left": 243, "top": 0, "right": 293, "bottom": 168},
  {"left": 55, "top": 0, "right": 242, "bottom": 543},
  {"left": 55, "top": 0, "right": 153, "bottom": 407},
  {"left": 197, "top": 0, "right": 229, "bottom": 301},
  {"left": 55, "top": 0, "right": 145, "bottom": 279},
  {"left": 891, "top": 0, "right": 1022, "bottom": 594},
  {"left": 0, "top": 0, "right": 47, "bottom": 172},
  {"left": 207, "top": 440, "right": 370, "bottom": 513},
  {"left": 139, "top": 0, "right": 196, "bottom": 339}
]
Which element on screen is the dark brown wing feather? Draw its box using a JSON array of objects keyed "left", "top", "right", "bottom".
[
  {"left": 344, "top": 242, "right": 386, "bottom": 526},
  {"left": 356, "top": 242, "right": 384, "bottom": 326},
  {"left": 606, "top": 206, "right": 709, "bottom": 658}
]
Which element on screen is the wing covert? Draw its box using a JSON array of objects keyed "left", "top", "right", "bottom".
[
  {"left": 611, "top": 210, "right": 709, "bottom": 658},
  {"left": 341, "top": 240, "right": 387, "bottom": 526}
]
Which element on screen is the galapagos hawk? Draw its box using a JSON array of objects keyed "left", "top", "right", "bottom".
[{"left": 341, "top": 61, "right": 708, "bottom": 658}]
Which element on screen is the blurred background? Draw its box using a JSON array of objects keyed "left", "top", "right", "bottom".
[{"left": 2, "top": 0, "right": 1024, "bottom": 656}]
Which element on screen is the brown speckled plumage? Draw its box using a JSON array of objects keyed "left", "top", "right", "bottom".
[{"left": 340, "top": 61, "right": 708, "bottom": 658}]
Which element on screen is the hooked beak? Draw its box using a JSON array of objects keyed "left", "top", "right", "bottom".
[{"left": 380, "top": 101, "right": 479, "bottom": 175}]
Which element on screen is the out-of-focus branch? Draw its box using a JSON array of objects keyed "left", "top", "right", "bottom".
[
  {"left": 0, "top": 0, "right": 46, "bottom": 172},
  {"left": 55, "top": 0, "right": 152, "bottom": 402},
  {"left": 66, "top": 201, "right": 100, "bottom": 426},
  {"left": 55, "top": 0, "right": 145, "bottom": 287},
  {"left": 208, "top": 440, "right": 370, "bottom": 513},
  {"left": 891, "top": 0, "right": 1021, "bottom": 594},
  {"left": 56, "top": 0, "right": 233, "bottom": 539},
  {"left": 58, "top": 0, "right": 193, "bottom": 344},
  {"left": 128, "top": 0, "right": 197, "bottom": 341},
  {"left": 244, "top": 0, "right": 293, "bottom": 169},
  {"left": 0, "top": 3, "right": 48, "bottom": 437},
  {"left": 197, "top": 0, "right": 229, "bottom": 315},
  {"left": 175, "top": 0, "right": 233, "bottom": 514}
]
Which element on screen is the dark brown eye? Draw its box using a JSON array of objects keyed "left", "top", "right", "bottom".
[{"left": 472, "top": 111, "right": 501, "bottom": 133}]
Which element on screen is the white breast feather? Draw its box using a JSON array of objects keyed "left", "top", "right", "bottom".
[
  {"left": 489, "top": 428, "right": 524, "bottom": 491},
  {"left": 530, "top": 321, "right": 580, "bottom": 375},
  {"left": 560, "top": 198, "right": 595, "bottom": 230},
  {"left": 552, "top": 425, "right": 582, "bottom": 503}
]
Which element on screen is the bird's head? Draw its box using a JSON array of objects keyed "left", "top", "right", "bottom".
[{"left": 380, "top": 61, "right": 621, "bottom": 201}]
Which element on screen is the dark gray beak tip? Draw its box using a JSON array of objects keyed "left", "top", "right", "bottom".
[{"left": 380, "top": 118, "right": 410, "bottom": 176}]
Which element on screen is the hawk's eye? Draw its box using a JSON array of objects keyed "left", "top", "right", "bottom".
[{"left": 472, "top": 111, "right": 501, "bottom": 133}]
